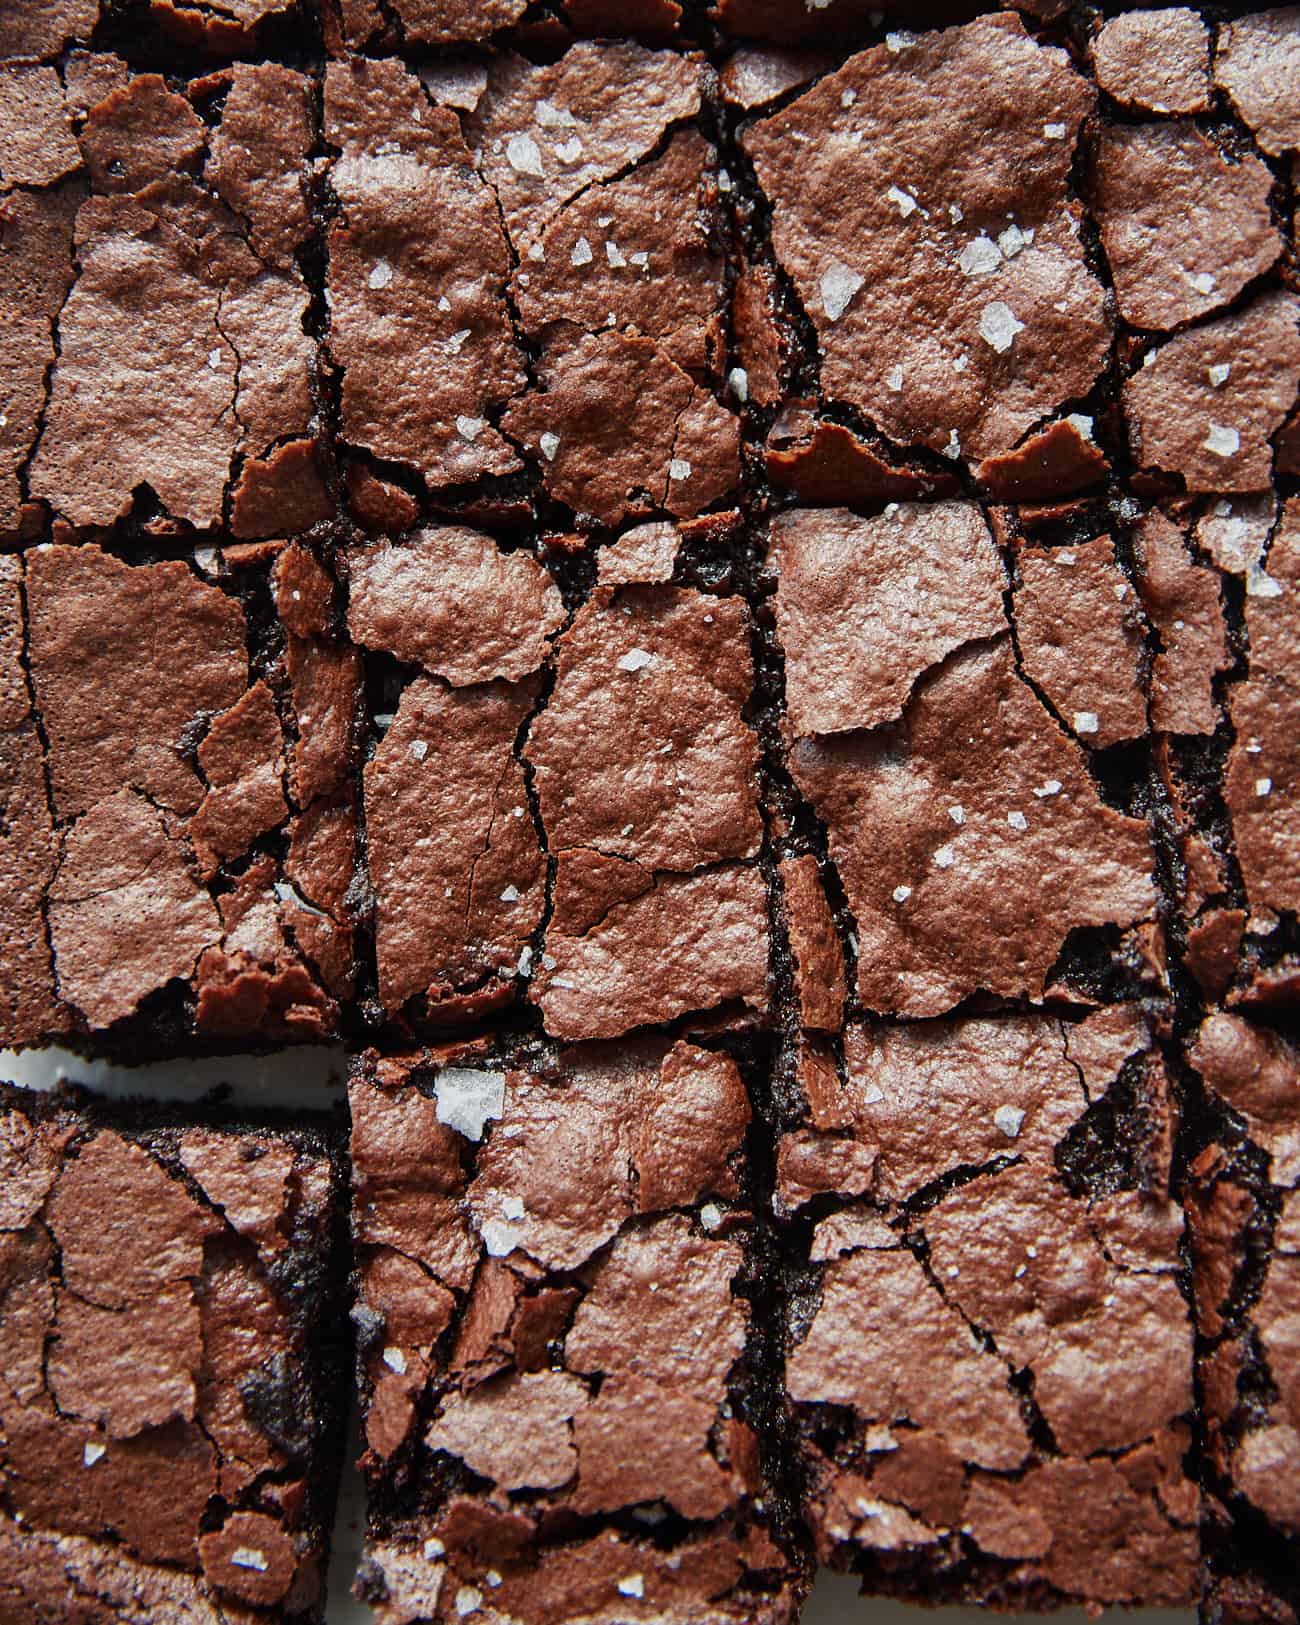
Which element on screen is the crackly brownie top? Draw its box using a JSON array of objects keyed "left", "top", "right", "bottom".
[
  {"left": 349, "top": 1042, "right": 795, "bottom": 1624},
  {"left": 14, "top": 59, "right": 327, "bottom": 536},
  {"left": 784, "top": 1008, "right": 1198, "bottom": 1605},
  {"left": 743, "top": 14, "right": 1108, "bottom": 467},
  {"left": 7, "top": 542, "right": 358, "bottom": 1046},
  {"left": 0, "top": 1089, "right": 341, "bottom": 1617}
]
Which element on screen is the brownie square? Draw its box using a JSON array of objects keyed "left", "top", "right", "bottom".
[
  {"left": 778, "top": 1008, "right": 1200, "bottom": 1607},
  {"left": 348, "top": 1040, "right": 805, "bottom": 1623},
  {"left": 0, "top": 539, "right": 360, "bottom": 1052},
  {"left": 324, "top": 42, "right": 739, "bottom": 524},
  {"left": 0, "top": 1082, "right": 349, "bottom": 1621},
  {"left": 6, "top": 52, "right": 328, "bottom": 538},
  {"left": 1188, "top": 1016, "right": 1300, "bottom": 1601},
  {"left": 770, "top": 501, "right": 1157, "bottom": 1018},
  {"left": 741, "top": 15, "right": 1111, "bottom": 477},
  {"left": 351, "top": 524, "right": 769, "bottom": 1039}
]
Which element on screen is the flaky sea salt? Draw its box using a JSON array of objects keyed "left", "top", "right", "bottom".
[
  {"left": 506, "top": 133, "right": 544, "bottom": 176},
  {"left": 434, "top": 1069, "right": 506, "bottom": 1141},
  {"left": 979, "top": 301, "right": 1024, "bottom": 354},
  {"left": 821, "top": 260, "right": 864, "bottom": 322},
  {"left": 994, "top": 1104, "right": 1026, "bottom": 1139}
]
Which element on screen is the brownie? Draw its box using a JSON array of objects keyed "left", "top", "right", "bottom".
[
  {"left": 354, "top": 524, "right": 769, "bottom": 1037},
  {"left": 0, "top": 540, "right": 360, "bottom": 1051},
  {"left": 778, "top": 1007, "right": 1199, "bottom": 1607},
  {"left": 741, "top": 16, "right": 1110, "bottom": 473},
  {"left": 1188, "top": 1017, "right": 1300, "bottom": 1604},
  {"left": 347, "top": 1042, "right": 805, "bottom": 1623},
  {"left": 13, "top": 58, "right": 329, "bottom": 538},
  {"left": 324, "top": 41, "right": 739, "bottom": 524},
  {"left": 770, "top": 501, "right": 1156, "bottom": 1017},
  {"left": 0, "top": 1082, "right": 349, "bottom": 1621}
]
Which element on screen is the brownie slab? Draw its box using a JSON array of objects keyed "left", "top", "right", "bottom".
[
  {"left": 348, "top": 1042, "right": 804, "bottom": 1623},
  {"left": 741, "top": 15, "right": 1109, "bottom": 471},
  {"left": 1189, "top": 1016, "right": 1300, "bottom": 1600},
  {"left": 0, "top": 1083, "right": 348, "bottom": 1621},
  {"left": 0, "top": 540, "right": 360, "bottom": 1051},
  {"left": 778, "top": 1009, "right": 1199, "bottom": 1607},
  {"left": 16, "top": 57, "right": 328, "bottom": 537},
  {"left": 771, "top": 502, "right": 1157, "bottom": 1018}
]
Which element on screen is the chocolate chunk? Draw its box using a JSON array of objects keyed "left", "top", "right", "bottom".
[
  {"left": 1094, "top": 123, "right": 1279, "bottom": 331},
  {"left": 744, "top": 16, "right": 1109, "bottom": 465},
  {"left": 772, "top": 501, "right": 1006, "bottom": 736},
  {"left": 0, "top": 1088, "right": 346, "bottom": 1614},
  {"left": 1135, "top": 511, "right": 1230, "bottom": 736},
  {"left": 790, "top": 638, "right": 1155, "bottom": 1015},
  {"left": 1215, "top": 10, "right": 1300, "bottom": 157},
  {"left": 1091, "top": 9, "right": 1211, "bottom": 114},
  {"left": 325, "top": 56, "right": 525, "bottom": 490},
  {"left": 365, "top": 679, "right": 544, "bottom": 1017},
  {"left": 503, "top": 331, "right": 740, "bottom": 524},
  {"left": 1012, "top": 536, "right": 1147, "bottom": 749},
  {"left": 348, "top": 529, "right": 563, "bottom": 686},
  {"left": 1124, "top": 293, "right": 1300, "bottom": 493}
]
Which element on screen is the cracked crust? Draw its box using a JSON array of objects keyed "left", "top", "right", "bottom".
[
  {"left": 348, "top": 1041, "right": 803, "bottom": 1623},
  {"left": 1, "top": 541, "right": 359, "bottom": 1051},
  {"left": 0, "top": 1084, "right": 347, "bottom": 1622}
]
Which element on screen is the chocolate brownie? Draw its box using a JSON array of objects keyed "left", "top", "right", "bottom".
[
  {"left": 15, "top": 58, "right": 328, "bottom": 538},
  {"left": 348, "top": 1041, "right": 805, "bottom": 1623},
  {"left": 324, "top": 40, "right": 739, "bottom": 524},
  {"left": 778, "top": 1007, "right": 1199, "bottom": 1606},
  {"left": 0, "top": 1082, "right": 348, "bottom": 1621},
  {"left": 770, "top": 501, "right": 1156, "bottom": 1017},
  {"left": 1188, "top": 1017, "right": 1300, "bottom": 1606},
  {"left": 741, "top": 16, "right": 1110, "bottom": 473},
  {"left": 354, "top": 525, "right": 769, "bottom": 1038},
  {"left": 0, "top": 540, "right": 359, "bottom": 1051}
]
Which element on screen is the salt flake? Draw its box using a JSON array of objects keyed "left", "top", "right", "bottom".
[
  {"left": 958, "top": 236, "right": 1001, "bottom": 277},
  {"left": 979, "top": 301, "right": 1024, "bottom": 354},
  {"left": 571, "top": 236, "right": 594, "bottom": 267},
  {"left": 995, "top": 1104, "right": 1025, "bottom": 1139},
  {"left": 456, "top": 415, "right": 484, "bottom": 442},
  {"left": 1256, "top": 778, "right": 1273, "bottom": 797},
  {"left": 506, "top": 134, "right": 544, "bottom": 177},
  {"left": 434, "top": 1069, "right": 506, "bottom": 1141},
  {"left": 83, "top": 1442, "right": 106, "bottom": 1467},
  {"left": 1073, "top": 711, "right": 1100, "bottom": 735},
  {"left": 231, "top": 1549, "right": 269, "bottom": 1573},
  {"left": 1007, "top": 810, "right": 1028, "bottom": 832},
  {"left": 535, "top": 99, "right": 576, "bottom": 129},
  {"left": 617, "top": 647, "right": 654, "bottom": 672},
  {"left": 1204, "top": 423, "right": 1240, "bottom": 458},
  {"left": 540, "top": 432, "right": 561, "bottom": 462},
  {"left": 885, "top": 183, "right": 918, "bottom": 218},
  {"left": 368, "top": 259, "right": 394, "bottom": 290},
  {"left": 821, "top": 260, "right": 864, "bottom": 322},
  {"left": 1208, "top": 363, "right": 1231, "bottom": 387},
  {"left": 618, "top": 1576, "right": 646, "bottom": 1598},
  {"left": 892, "top": 885, "right": 912, "bottom": 904},
  {"left": 383, "top": 1346, "right": 407, "bottom": 1374}
]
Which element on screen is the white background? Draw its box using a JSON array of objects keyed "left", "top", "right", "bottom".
[{"left": 0, "top": 1044, "right": 1197, "bottom": 1624}]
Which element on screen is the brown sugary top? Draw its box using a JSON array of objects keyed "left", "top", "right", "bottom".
[
  {"left": 349, "top": 1041, "right": 791, "bottom": 1621},
  {"left": 786, "top": 1008, "right": 1198, "bottom": 1605},
  {"left": 0, "top": 1094, "right": 338, "bottom": 1615}
]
